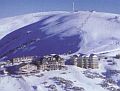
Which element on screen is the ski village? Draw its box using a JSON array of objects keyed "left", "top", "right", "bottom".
[
  {"left": 1, "top": 52, "right": 120, "bottom": 91},
  {"left": 0, "top": 52, "right": 120, "bottom": 76},
  {"left": 0, "top": 53, "right": 100, "bottom": 75}
]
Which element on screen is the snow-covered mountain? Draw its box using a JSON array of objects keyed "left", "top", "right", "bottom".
[
  {"left": 1, "top": 11, "right": 120, "bottom": 91},
  {"left": 0, "top": 11, "right": 120, "bottom": 60}
]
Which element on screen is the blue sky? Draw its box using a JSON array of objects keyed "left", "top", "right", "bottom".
[{"left": 0, "top": 0, "right": 120, "bottom": 18}]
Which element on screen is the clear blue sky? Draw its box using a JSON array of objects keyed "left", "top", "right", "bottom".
[{"left": 0, "top": 0, "right": 120, "bottom": 18}]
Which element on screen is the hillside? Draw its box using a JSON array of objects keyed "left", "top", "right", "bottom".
[
  {"left": 0, "top": 11, "right": 120, "bottom": 91},
  {"left": 0, "top": 11, "right": 120, "bottom": 60}
]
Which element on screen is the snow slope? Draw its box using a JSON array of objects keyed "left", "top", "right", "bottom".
[
  {"left": 0, "top": 76, "right": 34, "bottom": 91},
  {"left": 0, "top": 11, "right": 120, "bottom": 60},
  {"left": 0, "top": 11, "right": 68, "bottom": 39},
  {"left": 0, "top": 66, "right": 107, "bottom": 91}
]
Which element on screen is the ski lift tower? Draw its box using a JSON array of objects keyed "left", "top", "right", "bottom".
[{"left": 72, "top": 0, "right": 75, "bottom": 12}]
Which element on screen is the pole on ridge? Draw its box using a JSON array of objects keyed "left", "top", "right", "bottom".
[{"left": 72, "top": 0, "right": 75, "bottom": 12}]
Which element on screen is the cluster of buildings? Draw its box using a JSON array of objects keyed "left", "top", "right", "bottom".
[
  {"left": 0, "top": 53, "right": 99, "bottom": 75},
  {"left": 68, "top": 54, "right": 99, "bottom": 69},
  {"left": 0, "top": 55, "right": 65, "bottom": 75}
]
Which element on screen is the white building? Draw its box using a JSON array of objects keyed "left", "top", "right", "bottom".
[
  {"left": 11, "top": 56, "right": 34, "bottom": 65},
  {"left": 71, "top": 54, "right": 99, "bottom": 69}
]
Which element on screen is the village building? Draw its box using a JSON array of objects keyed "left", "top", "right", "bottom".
[
  {"left": 6, "top": 63, "right": 38, "bottom": 75},
  {"left": 48, "top": 54, "right": 64, "bottom": 70},
  {"left": 1, "top": 54, "right": 65, "bottom": 75},
  {"left": 10, "top": 56, "right": 35, "bottom": 65},
  {"left": 89, "top": 54, "right": 99, "bottom": 69},
  {"left": 34, "top": 54, "right": 65, "bottom": 71},
  {"left": 80, "top": 55, "right": 89, "bottom": 69},
  {"left": 32, "top": 57, "right": 48, "bottom": 71},
  {"left": 69, "top": 55, "right": 79, "bottom": 66},
  {"left": 70, "top": 54, "right": 99, "bottom": 69}
]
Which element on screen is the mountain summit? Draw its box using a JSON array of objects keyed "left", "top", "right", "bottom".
[{"left": 0, "top": 11, "right": 120, "bottom": 60}]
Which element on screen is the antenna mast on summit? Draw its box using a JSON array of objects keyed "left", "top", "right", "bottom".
[{"left": 72, "top": 0, "right": 75, "bottom": 12}]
